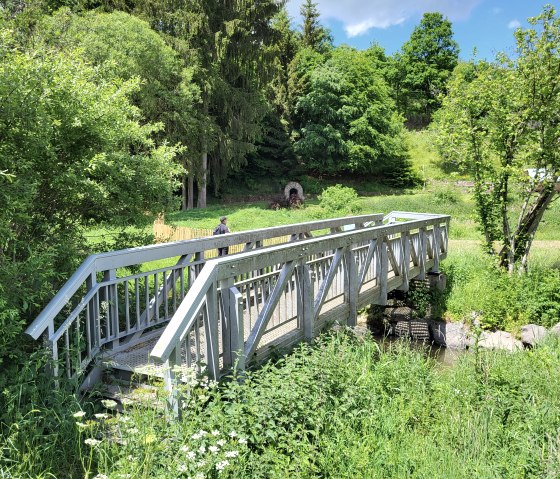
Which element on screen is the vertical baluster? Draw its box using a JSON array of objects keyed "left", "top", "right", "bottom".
[
  {"left": 164, "top": 270, "right": 169, "bottom": 319},
  {"left": 135, "top": 278, "right": 140, "bottom": 329},
  {"left": 64, "top": 330, "right": 71, "bottom": 379},
  {"left": 75, "top": 318, "right": 81, "bottom": 376},
  {"left": 172, "top": 269, "right": 177, "bottom": 314},
  {"left": 154, "top": 273, "right": 159, "bottom": 322},
  {"left": 144, "top": 276, "right": 150, "bottom": 326},
  {"left": 125, "top": 281, "right": 130, "bottom": 333}
]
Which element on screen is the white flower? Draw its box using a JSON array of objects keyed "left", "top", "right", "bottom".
[
  {"left": 217, "top": 439, "right": 226, "bottom": 447},
  {"left": 211, "top": 429, "right": 220, "bottom": 436},
  {"left": 229, "top": 431, "right": 238, "bottom": 438},
  {"left": 180, "top": 445, "right": 190, "bottom": 452},
  {"left": 101, "top": 399, "right": 118, "bottom": 409},
  {"left": 209, "top": 446, "right": 219, "bottom": 454},
  {"left": 197, "top": 460, "right": 206, "bottom": 467},
  {"left": 186, "top": 451, "right": 196, "bottom": 460},
  {"left": 94, "top": 413, "right": 108, "bottom": 420},
  {"left": 195, "top": 473, "right": 205, "bottom": 479},
  {"left": 75, "top": 422, "right": 88, "bottom": 429},
  {"left": 73, "top": 411, "right": 86, "bottom": 418},
  {"left": 118, "top": 415, "right": 131, "bottom": 423},
  {"left": 199, "top": 445, "right": 206, "bottom": 454},
  {"left": 238, "top": 437, "right": 247, "bottom": 444},
  {"left": 215, "top": 460, "right": 230, "bottom": 471},
  {"left": 177, "top": 463, "right": 188, "bottom": 472},
  {"left": 84, "top": 438, "right": 101, "bottom": 447},
  {"left": 225, "top": 450, "right": 239, "bottom": 458},
  {"left": 93, "top": 475, "right": 108, "bottom": 479}
]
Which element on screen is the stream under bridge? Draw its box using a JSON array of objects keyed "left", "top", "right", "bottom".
[{"left": 25, "top": 211, "right": 449, "bottom": 406}]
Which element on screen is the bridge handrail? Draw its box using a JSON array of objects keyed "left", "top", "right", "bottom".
[
  {"left": 25, "top": 214, "right": 383, "bottom": 340},
  {"left": 151, "top": 212, "right": 450, "bottom": 364}
]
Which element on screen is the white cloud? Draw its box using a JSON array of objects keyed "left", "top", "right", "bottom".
[
  {"left": 508, "top": 19, "right": 521, "bottom": 29},
  {"left": 287, "top": 0, "right": 482, "bottom": 37}
]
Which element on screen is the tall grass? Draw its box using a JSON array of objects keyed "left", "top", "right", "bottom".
[{"left": 7, "top": 332, "right": 559, "bottom": 478}]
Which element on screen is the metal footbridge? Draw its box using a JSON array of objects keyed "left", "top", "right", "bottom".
[{"left": 25, "top": 212, "right": 449, "bottom": 405}]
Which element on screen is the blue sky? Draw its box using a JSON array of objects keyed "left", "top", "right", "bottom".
[{"left": 286, "top": 0, "right": 552, "bottom": 60}]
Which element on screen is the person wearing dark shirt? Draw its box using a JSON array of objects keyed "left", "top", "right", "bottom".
[{"left": 214, "top": 216, "right": 230, "bottom": 256}]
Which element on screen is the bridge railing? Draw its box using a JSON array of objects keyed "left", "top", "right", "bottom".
[
  {"left": 150, "top": 212, "right": 450, "bottom": 410},
  {"left": 24, "top": 214, "right": 383, "bottom": 381}
]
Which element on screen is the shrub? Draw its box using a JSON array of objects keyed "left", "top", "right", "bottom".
[{"left": 319, "top": 184, "right": 361, "bottom": 215}]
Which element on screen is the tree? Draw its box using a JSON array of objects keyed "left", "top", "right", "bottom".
[
  {"left": 134, "top": 0, "right": 281, "bottom": 208},
  {"left": 432, "top": 5, "right": 560, "bottom": 272},
  {"left": 299, "top": 0, "right": 332, "bottom": 54},
  {"left": 293, "top": 46, "right": 413, "bottom": 184},
  {"left": 396, "top": 12, "right": 459, "bottom": 125},
  {"left": 42, "top": 9, "right": 199, "bottom": 209},
  {"left": 0, "top": 30, "right": 179, "bottom": 356}
]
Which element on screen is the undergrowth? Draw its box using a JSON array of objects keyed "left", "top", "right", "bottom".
[{"left": 3, "top": 332, "right": 560, "bottom": 478}]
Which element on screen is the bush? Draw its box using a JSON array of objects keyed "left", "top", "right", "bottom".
[{"left": 319, "top": 184, "right": 361, "bottom": 215}]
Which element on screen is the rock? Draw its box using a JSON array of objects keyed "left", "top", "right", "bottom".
[
  {"left": 430, "top": 321, "right": 473, "bottom": 350},
  {"left": 550, "top": 322, "right": 560, "bottom": 336},
  {"left": 478, "top": 331, "right": 523, "bottom": 351},
  {"left": 520, "top": 324, "right": 547, "bottom": 346}
]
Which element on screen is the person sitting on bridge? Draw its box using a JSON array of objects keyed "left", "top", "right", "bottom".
[{"left": 213, "top": 216, "right": 230, "bottom": 256}]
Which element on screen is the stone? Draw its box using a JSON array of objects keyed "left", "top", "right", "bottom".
[
  {"left": 550, "top": 322, "right": 560, "bottom": 336},
  {"left": 478, "top": 331, "right": 523, "bottom": 351},
  {"left": 520, "top": 324, "right": 547, "bottom": 346},
  {"left": 429, "top": 320, "right": 473, "bottom": 350}
]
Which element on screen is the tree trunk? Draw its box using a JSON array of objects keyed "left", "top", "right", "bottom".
[
  {"left": 187, "top": 175, "right": 194, "bottom": 210},
  {"left": 197, "top": 98, "right": 209, "bottom": 209},
  {"left": 181, "top": 173, "right": 188, "bottom": 211},
  {"left": 197, "top": 152, "right": 207, "bottom": 208}
]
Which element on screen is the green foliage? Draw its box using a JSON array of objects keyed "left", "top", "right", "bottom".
[
  {"left": 0, "top": 26, "right": 179, "bottom": 365},
  {"left": 8, "top": 332, "right": 560, "bottom": 478},
  {"left": 433, "top": 5, "right": 560, "bottom": 271},
  {"left": 319, "top": 185, "right": 361, "bottom": 215},
  {"left": 392, "top": 12, "right": 459, "bottom": 125},
  {"left": 444, "top": 256, "right": 560, "bottom": 330},
  {"left": 299, "top": 0, "right": 332, "bottom": 54},
  {"left": 293, "top": 46, "right": 414, "bottom": 185}
]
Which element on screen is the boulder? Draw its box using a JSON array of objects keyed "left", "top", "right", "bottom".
[
  {"left": 430, "top": 321, "right": 473, "bottom": 350},
  {"left": 550, "top": 322, "right": 560, "bottom": 337},
  {"left": 520, "top": 324, "right": 547, "bottom": 346},
  {"left": 478, "top": 331, "right": 523, "bottom": 351}
]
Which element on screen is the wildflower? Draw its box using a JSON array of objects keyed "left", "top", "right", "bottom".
[
  {"left": 180, "top": 445, "right": 190, "bottom": 452},
  {"left": 209, "top": 446, "right": 219, "bottom": 454},
  {"left": 211, "top": 429, "right": 220, "bottom": 436},
  {"left": 177, "top": 464, "right": 188, "bottom": 473},
  {"left": 93, "top": 474, "right": 108, "bottom": 479},
  {"left": 101, "top": 399, "right": 118, "bottom": 409},
  {"left": 186, "top": 451, "right": 196, "bottom": 460},
  {"left": 198, "top": 445, "right": 206, "bottom": 454},
  {"left": 118, "top": 415, "right": 131, "bottom": 423},
  {"left": 94, "top": 413, "right": 108, "bottom": 420},
  {"left": 215, "top": 460, "right": 230, "bottom": 471},
  {"left": 143, "top": 434, "right": 156, "bottom": 445},
  {"left": 75, "top": 422, "right": 88, "bottom": 429},
  {"left": 84, "top": 438, "right": 101, "bottom": 447},
  {"left": 238, "top": 437, "right": 247, "bottom": 444},
  {"left": 194, "top": 473, "right": 205, "bottom": 479},
  {"left": 73, "top": 411, "right": 86, "bottom": 418},
  {"left": 217, "top": 439, "right": 226, "bottom": 447},
  {"left": 225, "top": 450, "right": 239, "bottom": 458},
  {"left": 229, "top": 431, "right": 237, "bottom": 438},
  {"left": 197, "top": 460, "right": 206, "bottom": 467}
]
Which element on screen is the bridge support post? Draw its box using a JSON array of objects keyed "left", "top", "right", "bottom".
[
  {"left": 344, "top": 248, "right": 358, "bottom": 327},
  {"left": 431, "top": 225, "right": 441, "bottom": 273},
  {"left": 377, "top": 240, "right": 388, "bottom": 305},
  {"left": 297, "top": 262, "right": 314, "bottom": 341},
  {"left": 220, "top": 279, "right": 245, "bottom": 373},
  {"left": 418, "top": 228, "right": 427, "bottom": 280},
  {"left": 204, "top": 286, "right": 220, "bottom": 381},
  {"left": 398, "top": 232, "right": 410, "bottom": 292}
]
